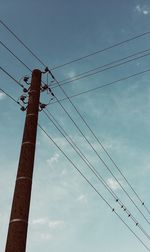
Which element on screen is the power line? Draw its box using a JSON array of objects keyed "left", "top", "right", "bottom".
[
  {"left": 2, "top": 34, "right": 150, "bottom": 218},
  {"left": 0, "top": 44, "right": 48, "bottom": 89},
  {"left": 2, "top": 18, "right": 150, "bottom": 250},
  {"left": 1, "top": 17, "right": 150, "bottom": 219},
  {"left": 2, "top": 39, "right": 150, "bottom": 110},
  {"left": 1, "top": 39, "right": 150, "bottom": 94},
  {"left": 2, "top": 81, "right": 150, "bottom": 250},
  {"left": 51, "top": 49, "right": 150, "bottom": 89},
  {"left": 0, "top": 19, "right": 46, "bottom": 67},
  {"left": 51, "top": 67, "right": 150, "bottom": 104},
  {"left": 50, "top": 31, "right": 150, "bottom": 70},
  {"left": 0, "top": 40, "right": 31, "bottom": 72},
  {"left": 0, "top": 66, "right": 24, "bottom": 88},
  {"left": 2, "top": 65, "right": 150, "bottom": 221},
  {"left": 0, "top": 88, "right": 20, "bottom": 105},
  {"left": 48, "top": 63, "right": 150, "bottom": 220},
  {"left": 4, "top": 64, "right": 149, "bottom": 223},
  {"left": 1, "top": 18, "right": 150, "bottom": 80},
  {"left": 43, "top": 109, "right": 150, "bottom": 241},
  {"left": 51, "top": 67, "right": 150, "bottom": 214},
  {"left": 38, "top": 124, "right": 150, "bottom": 252},
  {"left": 47, "top": 72, "right": 150, "bottom": 225}
]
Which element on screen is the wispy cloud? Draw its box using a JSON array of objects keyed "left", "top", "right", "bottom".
[
  {"left": 40, "top": 233, "right": 52, "bottom": 240},
  {"left": 41, "top": 130, "right": 69, "bottom": 149},
  {"left": 32, "top": 218, "right": 65, "bottom": 228},
  {"left": 66, "top": 70, "right": 76, "bottom": 79},
  {"left": 32, "top": 218, "right": 47, "bottom": 225},
  {"left": 102, "top": 137, "right": 129, "bottom": 154},
  {"left": 107, "top": 178, "right": 120, "bottom": 190},
  {"left": 30, "top": 218, "right": 66, "bottom": 243},
  {"left": 48, "top": 220, "right": 65, "bottom": 229},
  {"left": 135, "top": 4, "right": 150, "bottom": 15},
  {"left": 77, "top": 194, "right": 88, "bottom": 204},
  {"left": 47, "top": 153, "right": 60, "bottom": 167}
]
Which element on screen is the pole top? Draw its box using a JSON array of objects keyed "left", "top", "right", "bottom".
[{"left": 32, "top": 69, "right": 41, "bottom": 75}]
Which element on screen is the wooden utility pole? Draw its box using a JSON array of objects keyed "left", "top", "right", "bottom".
[{"left": 5, "top": 69, "right": 41, "bottom": 252}]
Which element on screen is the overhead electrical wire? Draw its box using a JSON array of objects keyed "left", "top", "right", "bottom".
[
  {"left": 1, "top": 29, "right": 150, "bottom": 220},
  {"left": 0, "top": 20, "right": 46, "bottom": 68},
  {"left": 51, "top": 49, "right": 150, "bottom": 89},
  {"left": 48, "top": 72, "right": 150, "bottom": 225},
  {"left": 50, "top": 31, "right": 150, "bottom": 70},
  {"left": 1, "top": 20, "right": 150, "bottom": 218},
  {"left": 2, "top": 17, "right": 150, "bottom": 252},
  {"left": 2, "top": 66, "right": 149, "bottom": 250},
  {"left": 0, "top": 88, "right": 20, "bottom": 105},
  {"left": 51, "top": 67, "right": 150, "bottom": 104},
  {"left": 1, "top": 18, "right": 150, "bottom": 75},
  {"left": 1, "top": 35, "right": 150, "bottom": 94},
  {"left": 43, "top": 109, "right": 150, "bottom": 241},
  {"left": 38, "top": 124, "right": 150, "bottom": 252},
  {"left": 2, "top": 65, "right": 150, "bottom": 223},
  {"left": 1, "top": 85, "right": 150, "bottom": 251},
  {"left": 49, "top": 66, "right": 150, "bottom": 217},
  {"left": 0, "top": 40, "right": 31, "bottom": 72},
  {"left": 0, "top": 66, "right": 24, "bottom": 88}
]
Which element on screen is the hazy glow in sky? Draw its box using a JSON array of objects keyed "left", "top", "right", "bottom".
[{"left": 1, "top": 1, "right": 150, "bottom": 252}]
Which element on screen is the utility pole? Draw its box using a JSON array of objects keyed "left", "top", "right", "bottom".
[{"left": 5, "top": 69, "right": 42, "bottom": 252}]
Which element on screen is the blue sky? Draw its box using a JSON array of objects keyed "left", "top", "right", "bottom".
[{"left": 1, "top": 0, "right": 150, "bottom": 251}]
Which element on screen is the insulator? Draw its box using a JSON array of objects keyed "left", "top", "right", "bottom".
[
  {"left": 20, "top": 106, "right": 26, "bottom": 111},
  {"left": 20, "top": 95, "right": 26, "bottom": 101},
  {"left": 45, "top": 67, "right": 49, "bottom": 73},
  {"left": 23, "top": 88, "right": 28, "bottom": 93},
  {"left": 24, "top": 76, "right": 29, "bottom": 83},
  {"left": 41, "top": 84, "right": 49, "bottom": 91},
  {"left": 40, "top": 103, "right": 47, "bottom": 109}
]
